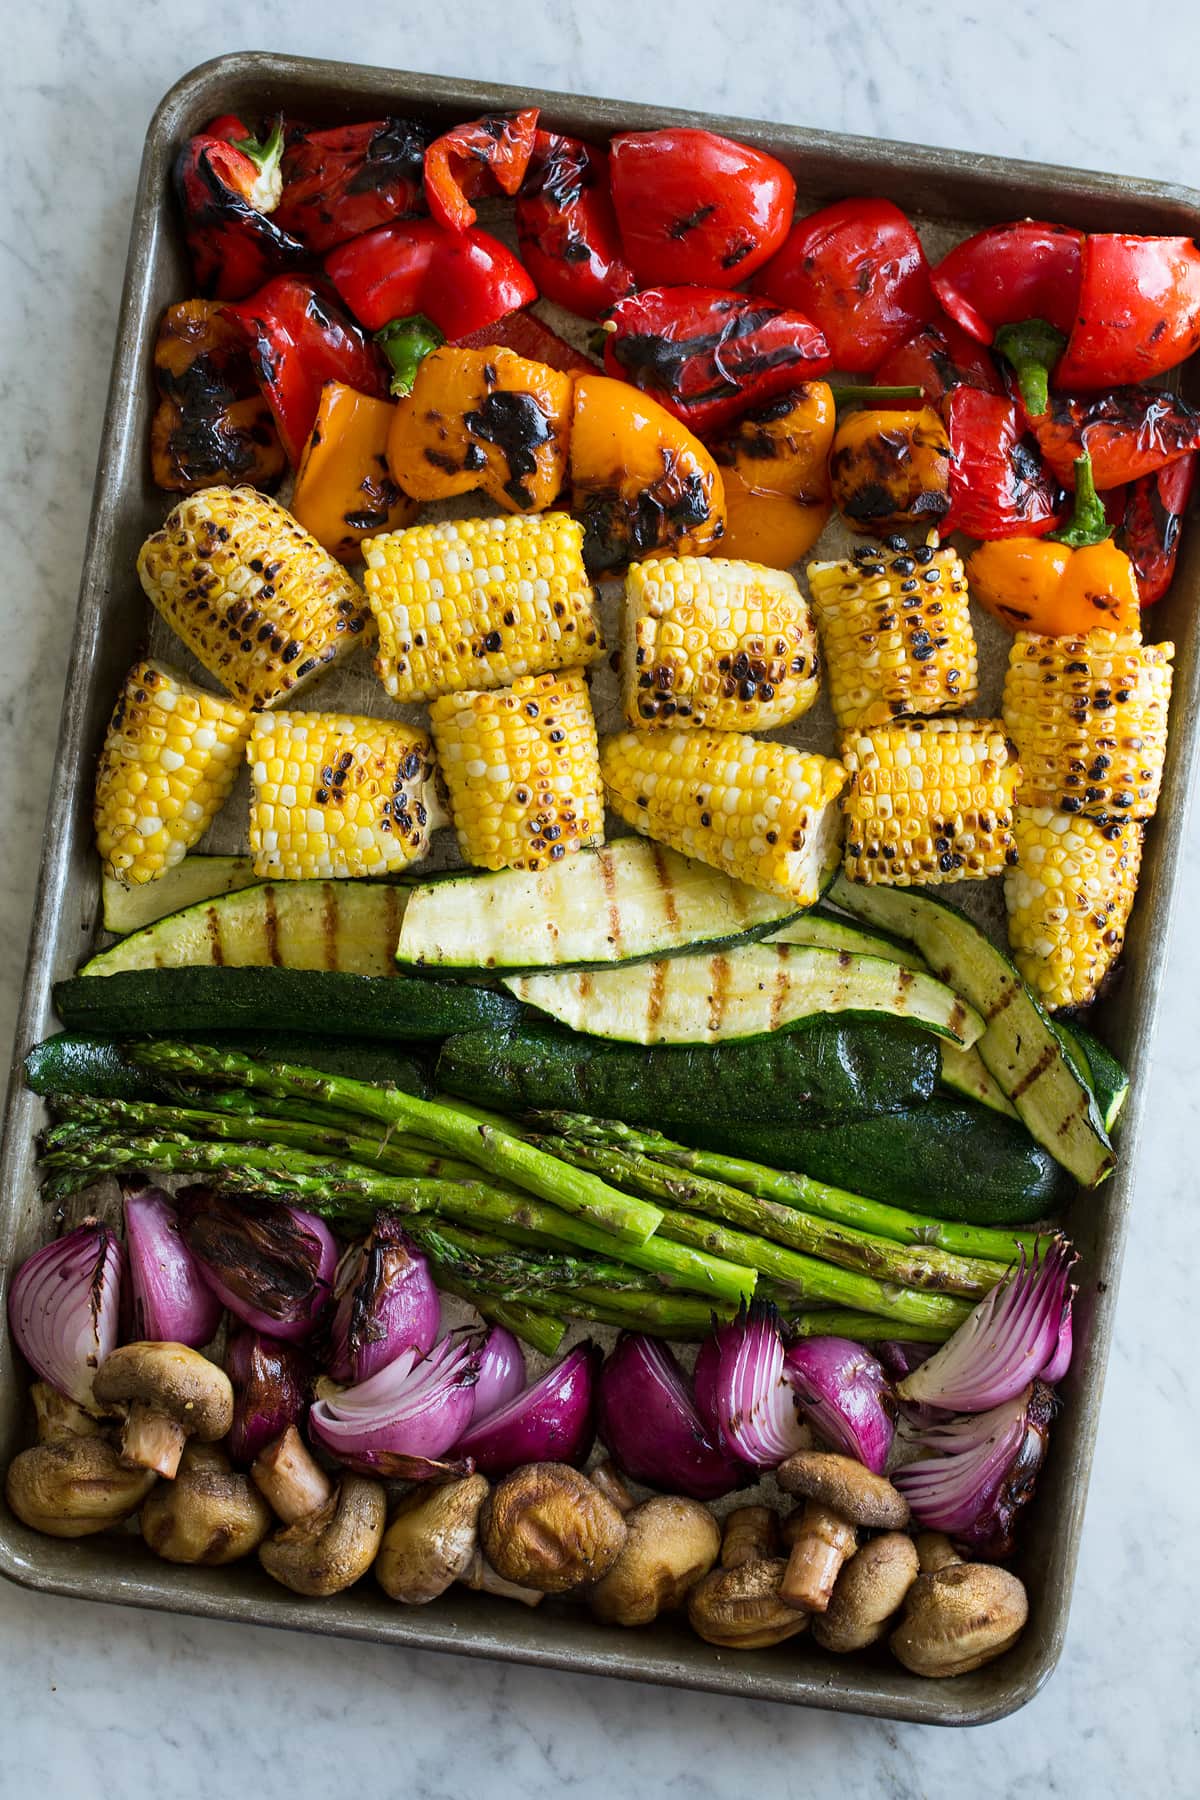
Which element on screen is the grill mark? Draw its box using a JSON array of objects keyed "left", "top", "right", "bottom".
[
  {"left": 322, "top": 882, "right": 340, "bottom": 971},
  {"left": 769, "top": 960, "right": 790, "bottom": 1032},
  {"left": 205, "top": 905, "right": 225, "bottom": 966},
  {"left": 985, "top": 982, "right": 1018, "bottom": 1023},
  {"left": 262, "top": 887, "right": 281, "bottom": 966},
  {"left": 598, "top": 849, "right": 624, "bottom": 958},
  {"left": 896, "top": 966, "right": 915, "bottom": 1010},
  {"left": 648, "top": 841, "right": 680, "bottom": 932},
  {"left": 1009, "top": 1043, "right": 1056, "bottom": 1099},
  {"left": 708, "top": 955, "right": 730, "bottom": 1037},
  {"left": 948, "top": 999, "right": 968, "bottom": 1039},
  {"left": 646, "top": 960, "right": 668, "bottom": 1033}
]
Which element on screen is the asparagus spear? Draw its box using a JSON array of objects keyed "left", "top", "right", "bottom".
[
  {"left": 411, "top": 1223, "right": 667, "bottom": 1297},
  {"left": 772, "top": 1307, "right": 954, "bottom": 1344},
  {"left": 434, "top": 1284, "right": 567, "bottom": 1357}
]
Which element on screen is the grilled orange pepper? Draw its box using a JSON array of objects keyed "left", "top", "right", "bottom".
[
  {"left": 829, "top": 404, "right": 952, "bottom": 534},
  {"left": 569, "top": 372, "right": 725, "bottom": 574},
  {"left": 291, "top": 382, "right": 418, "bottom": 563},
  {"left": 967, "top": 537, "right": 1141, "bottom": 634},
  {"left": 387, "top": 344, "right": 572, "bottom": 514},
  {"left": 710, "top": 384, "right": 835, "bottom": 566},
  {"left": 150, "top": 299, "right": 285, "bottom": 492}
]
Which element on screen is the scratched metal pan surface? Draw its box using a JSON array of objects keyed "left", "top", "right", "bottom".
[{"left": 1, "top": 52, "right": 1198, "bottom": 1728}]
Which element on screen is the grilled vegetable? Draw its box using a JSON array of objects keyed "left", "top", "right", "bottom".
[
  {"left": 873, "top": 320, "right": 1003, "bottom": 412},
  {"left": 385, "top": 344, "right": 572, "bottom": 513},
  {"left": 1052, "top": 1023, "right": 1129, "bottom": 1132},
  {"left": 423, "top": 109, "right": 540, "bottom": 233},
  {"left": 274, "top": 118, "right": 427, "bottom": 252},
  {"left": 806, "top": 539, "right": 978, "bottom": 730},
  {"left": 396, "top": 838, "right": 801, "bottom": 972},
  {"left": 290, "top": 382, "right": 417, "bottom": 562},
  {"left": 1002, "top": 629, "right": 1173, "bottom": 820},
  {"left": 94, "top": 662, "right": 250, "bottom": 886},
  {"left": 363, "top": 513, "right": 602, "bottom": 703},
  {"left": 621, "top": 556, "right": 819, "bottom": 731},
  {"left": 248, "top": 712, "right": 444, "bottom": 880},
  {"left": 601, "top": 729, "right": 846, "bottom": 906},
  {"left": 1115, "top": 453, "right": 1196, "bottom": 606},
  {"left": 174, "top": 116, "right": 305, "bottom": 300},
  {"left": 1055, "top": 233, "right": 1200, "bottom": 388},
  {"left": 514, "top": 131, "right": 635, "bottom": 320},
  {"left": 150, "top": 300, "right": 285, "bottom": 493},
  {"left": 931, "top": 220, "right": 1084, "bottom": 348},
  {"left": 137, "top": 487, "right": 373, "bottom": 709},
  {"left": 829, "top": 406, "right": 952, "bottom": 534},
  {"left": 431, "top": 669, "right": 603, "bottom": 874},
  {"left": 710, "top": 385, "right": 835, "bottom": 567},
  {"left": 569, "top": 373, "right": 725, "bottom": 574},
  {"left": 1004, "top": 809, "right": 1143, "bottom": 1011},
  {"left": 102, "top": 855, "right": 259, "bottom": 935},
  {"left": 1024, "top": 386, "right": 1200, "bottom": 492},
  {"left": 26, "top": 1031, "right": 433, "bottom": 1103},
  {"left": 325, "top": 219, "right": 536, "bottom": 341},
  {"left": 944, "top": 389, "right": 1063, "bottom": 540},
  {"left": 840, "top": 719, "right": 1020, "bottom": 887},
  {"left": 967, "top": 536, "right": 1141, "bottom": 635}
]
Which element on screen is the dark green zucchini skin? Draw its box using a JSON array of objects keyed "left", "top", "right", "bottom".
[
  {"left": 53, "top": 969, "right": 519, "bottom": 1042},
  {"left": 25, "top": 1032, "right": 433, "bottom": 1101},
  {"left": 687, "top": 1101, "right": 1072, "bottom": 1225},
  {"left": 437, "top": 1017, "right": 940, "bottom": 1131}
]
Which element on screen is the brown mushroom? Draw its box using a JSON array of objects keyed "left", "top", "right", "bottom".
[
  {"left": 812, "top": 1532, "right": 920, "bottom": 1653},
  {"left": 140, "top": 1442, "right": 272, "bottom": 1565},
  {"left": 914, "top": 1530, "right": 961, "bottom": 1573},
  {"left": 890, "top": 1557, "right": 1029, "bottom": 1678},
  {"left": 5, "top": 1436, "right": 156, "bottom": 1537},
  {"left": 481, "top": 1464, "right": 627, "bottom": 1595},
  {"left": 776, "top": 1450, "right": 909, "bottom": 1612},
  {"left": 375, "top": 1475, "right": 544, "bottom": 1608},
  {"left": 589, "top": 1459, "right": 637, "bottom": 1513},
  {"left": 686, "top": 1507, "right": 806, "bottom": 1649},
  {"left": 722, "top": 1505, "right": 780, "bottom": 1568},
  {"left": 251, "top": 1425, "right": 334, "bottom": 1525},
  {"left": 30, "top": 1382, "right": 106, "bottom": 1444},
  {"left": 259, "top": 1474, "right": 386, "bottom": 1596},
  {"left": 93, "top": 1342, "right": 233, "bottom": 1479},
  {"left": 591, "top": 1495, "right": 720, "bottom": 1628}
]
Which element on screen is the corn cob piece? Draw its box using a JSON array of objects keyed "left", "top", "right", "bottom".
[
  {"left": 137, "top": 487, "right": 372, "bottom": 709},
  {"left": 1005, "top": 808, "right": 1143, "bottom": 1011},
  {"left": 621, "top": 556, "right": 820, "bottom": 731},
  {"left": 601, "top": 729, "right": 846, "bottom": 905},
  {"left": 806, "top": 538, "right": 978, "bottom": 730},
  {"left": 248, "top": 712, "right": 445, "bottom": 880},
  {"left": 95, "top": 661, "right": 251, "bottom": 885},
  {"left": 841, "top": 719, "right": 1020, "bottom": 886},
  {"left": 431, "top": 669, "right": 605, "bottom": 873},
  {"left": 1002, "top": 629, "right": 1173, "bottom": 821},
  {"left": 363, "top": 513, "right": 603, "bottom": 703}
]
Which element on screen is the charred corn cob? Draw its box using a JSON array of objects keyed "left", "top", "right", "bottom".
[
  {"left": 621, "top": 556, "right": 820, "bottom": 731},
  {"left": 431, "top": 670, "right": 605, "bottom": 873},
  {"left": 363, "top": 513, "right": 603, "bottom": 703},
  {"left": 248, "top": 712, "right": 445, "bottom": 880},
  {"left": 1002, "top": 629, "right": 1173, "bottom": 820},
  {"left": 95, "top": 661, "right": 251, "bottom": 885},
  {"left": 841, "top": 719, "right": 1020, "bottom": 886},
  {"left": 601, "top": 729, "right": 846, "bottom": 905},
  {"left": 806, "top": 538, "right": 978, "bottom": 730},
  {"left": 1005, "top": 808, "right": 1143, "bottom": 1011},
  {"left": 137, "top": 487, "right": 373, "bottom": 710}
]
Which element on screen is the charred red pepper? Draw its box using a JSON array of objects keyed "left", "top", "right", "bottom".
[
  {"left": 598, "top": 286, "right": 831, "bottom": 438},
  {"left": 607, "top": 129, "right": 795, "bottom": 289},
  {"left": 931, "top": 221, "right": 1084, "bottom": 344},
  {"left": 174, "top": 115, "right": 308, "bottom": 301},
  {"left": 753, "top": 198, "right": 935, "bottom": 374},
  {"left": 1114, "top": 453, "right": 1196, "bottom": 604},
  {"left": 457, "top": 309, "right": 598, "bottom": 374},
  {"left": 223, "top": 276, "right": 389, "bottom": 465},
  {"left": 944, "top": 388, "right": 1064, "bottom": 540},
  {"left": 325, "top": 219, "right": 536, "bottom": 342},
  {"left": 424, "top": 109, "right": 540, "bottom": 233},
  {"left": 1023, "top": 385, "right": 1200, "bottom": 490},
  {"left": 273, "top": 118, "right": 427, "bottom": 251},
  {"left": 514, "top": 131, "right": 635, "bottom": 319},
  {"left": 1056, "top": 233, "right": 1200, "bottom": 388},
  {"left": 873, "top": 319, "right": 1002, "bottom": 411}
]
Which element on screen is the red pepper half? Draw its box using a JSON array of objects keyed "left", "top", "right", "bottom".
[
  {"left": 931, "top": 221, "right": 1084, "bottom": 345},
  {"left": 753, "top": 198, "right": 935, "bottom": 374},
  {"left": 175, "top": 116, "right": 307, "bottom": 301},
  {"left": 273, "top": 119, "right": 427, "bottom": 252},
  {"left": 1055, "top": 234, "right": 1200, "bottom": 388},
  {"left": 424, "top": 109, "right": 540, "bottom": 233},
  {"left": 873, "top": 320, "right": 1002, "bottom": 411},
  {"left": 599, "top": 286, "right": 831, "bottom": 438},
  {"left": 514, "top": 131, "right": 635, "bottom": 320},
  {"left": 1023, "top": 385, "right": 1200, "bottom": 490},
  {"left": 944, "top": 388, "right": 1064, "bottom": 540},
  {"left": 608, "top": 129, "right": 795, "bottom": 289},
  {"left": 223, "top": 276, "right": 389, "bottom": 465},
  {"left": 458, "top": 310, "right": 598, "bottom": 375},
  {"left": 325, "top": 219, "right": 537, "bottom": 341},
  {"left": 1114, "top": 452, "right": 1197, "bottom": 605}
]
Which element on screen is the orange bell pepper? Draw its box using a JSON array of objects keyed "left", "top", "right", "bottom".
[
  {"left": 967, "top": 536, "right": 1141, "bottom": 634},
  {"left": 291, "top": 382, "right": 418, "bottom": 563},
  {"left": 710, "top": 384, "right": 835, "bottom": 566},
  {"left": 829, "top": 404, "right": 951, "bottom": 533}
]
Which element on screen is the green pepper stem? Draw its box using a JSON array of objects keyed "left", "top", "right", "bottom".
[
  {"left": 830, "top": 384, "right": 923, "bottom": 407},
  {"left": 1049, "top": 452, "right": 1112, "bottom": 548},
  {"left": 375, "top": 313, "right": 446, "bottom": 396},
  {"left": 993, "top": 317, "right": 1067, "bottom": 419}
]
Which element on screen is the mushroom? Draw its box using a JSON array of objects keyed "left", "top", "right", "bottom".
[
  {"left": 5, "top": 1436, "right": 156, "bottom": 1537},
  {"left": 140, "top": 1442, "right": 273, "bottom": 1565},
  {"left": 589, "top": 1458, "right": 638, "bottom": 1513},
  {"left": 375, "top": 1475, "right": 543, "bottom": 1609},
  {"left": 259, "top": 1474, "right": 386, "bottom": 1597},
  {"left": 914, "top": 1530, "right": 961, "bottom": 1572},
  {"left": 591, "top": 1495, "right": 720, "bottom": 1628},
  {"left": 481, "top": 1463, "right": 627, "bottom": 1595},
  {"left": 775, "top": 1449, "right": 909, "bottom": 1612},
  {"left": 686, "top": 1506, "right": 806, "bottom": 1649},
  {"left": 30, "top": 1382, "right": 105, "bottom": 1444},
  {"left": 93, "top": 1342, "right": 234, "bottom": 1479},
  {"left": 722, "top": 1505, "right": 781, "bottom": 1568},
  {"left": 251, "top": 1425, "right": 334, "bottom": 1525},
  {"left": 890, "top": 1544, "right": 1029, "bottom": 1677},
  {"left": 812, "top": 1532, "right": 920, "bottom": 1653}
]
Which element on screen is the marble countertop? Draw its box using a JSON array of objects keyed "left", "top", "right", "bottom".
[{"left": 3, "top": 3, "right": 1199, "bottom": 1793}]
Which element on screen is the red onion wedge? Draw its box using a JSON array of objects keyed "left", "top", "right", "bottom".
[
  {"left": 309, "top": 1329, "right": 482, "bottom": 1479},
  {"left": 122, "top": 1182, "right": 223, "bottom": 1348},
  {"left": 328, "top": 1217, "right": 439, "bottom": 1382},
  {"left": 702, "top": 1303, "right": 810, "bottom": 1470},
  {"left": 7, "top": 1219, "right": 123, "bottom": 1407},
  {"left": 895, "top": 1382, "right": 1055, "bottom": 1558},
  {"left": 597, "top": 1333, "right": 745, "bottom": 1500},
  {"left": 783, "top": 1337, "right": 895, "bottom": 1474},
  {"left": 176, "top": 1186, "right": 337, "bottom": 1341},
  {"left": 225, "top": 1328, "right": 311, "bottom": 1467},
  {"left": 457, "top": 1342, "right": 598, "bottom": 1478},
  {"left": 470, "top": 1323, "right": 526, "bottom": 1423}
]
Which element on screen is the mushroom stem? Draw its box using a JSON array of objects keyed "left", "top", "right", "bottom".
[
  {"left": 721, "top": 1506, "right": 780, "bottom": 1568},
  {"left": 461, "top": 1549, "right": 545, "bottom": 1607},
  {"left": 252, "top": 1425, "right": 334, "bottom": 1524},
  {"left": 589, "top": 1460, "right": 637, "bottom": 1514},
  {"left": 121, "top": 1401, "right": 189, "bottom": 1480},
  {"left": 31, "top": 1382, "right": 104, "bottom": 1445},
  {"left": 915, "top": 1531, "right": 962, "bottom": 1573},
  {"left": 780, "top": 1500, "right": 857, "bottom": 1612}
]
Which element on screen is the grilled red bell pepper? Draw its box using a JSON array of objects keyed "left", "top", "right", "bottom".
[
  {"left": 423, "top": 109, "right": 540, "bottom": 233},
  {"left": 457, "top": 309, "right": 598, "bottom": 374},
  {"left": 1056, "top": 234, "right": 1200, "bottom": 388},
  {"left": 1022, "top": 385, "right": 1200, "bottom": 491},
  {"left": 753, "top": 198, "right": 935, "bottom": 374},
  {"left": 325, "top": 219, "right": 536, "bottom": 341},
  {"left": 514, "top": 131, "right": 635, "bottom": 320},
  {"left": 223, "top": 276, "right": 389, "bottom": 465},
  {"left": 944, "top": 388, "right": 1064, "bottom": 540},
  {"left": 273, "top": 118, "right": 427, "bottom": 251},
  {"left": 175, "top": 115, "right": 306, "bottom": 301},
  {"left": 1113, "top": 452, "right": 1197, "bottom": 605},
  {"left": 599, "top": 287, "right": 831, "bottom": 438},
  {"left": 931, "top": 221, "right": 1084, "bottom": 345},
  {"left": 607, "top": 129, "right": 795, "bottom": 289},
  {"left": 873, "top": 319, "right": 1003, "bottom": 411}
]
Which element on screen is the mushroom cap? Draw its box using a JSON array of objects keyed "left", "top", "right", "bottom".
[
  {"left": 890, "top": 1562, "right": 1029, "bottom": 1677},
  {"left": 259, "top": 1475, "right": 386, "bottom": 1597},
  {"left": 481, "top": 1464, "right": 627, "bottom": 1595},
  {"left": 687, "top": 1559, "right": 809, "bottom": 1649},
  {"left": 140, "top": 1442, "right": 272, "bottom": 1565},
  {"left": 94, "top": 1343, "right": 234, "bottom": 1441},
  {"left": 776, "top": 1450, "right": 909, "bottom": 1529},
  {"left": 721, "top": 1505, "right": 780, "bottom": 1569},
  {"left": 590, "top": 1495, "right": 720, "bottom": 1627},
  {"left": 5, "top": 1437, "right": 155, "bottom": 1537},
  {"left": 812, "top": 1532, "right": 920, "bottom": 1652},
  {"left": 376, "top": 1474, "right": 490, "bottom": 1604},
  {"left": 30, "top": 1382, "right": 106, "bottom": 1445}
]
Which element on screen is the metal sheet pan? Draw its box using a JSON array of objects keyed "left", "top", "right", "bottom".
[{"left": 2, "top": 51, "right": 1198, "bottom": 1728}]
